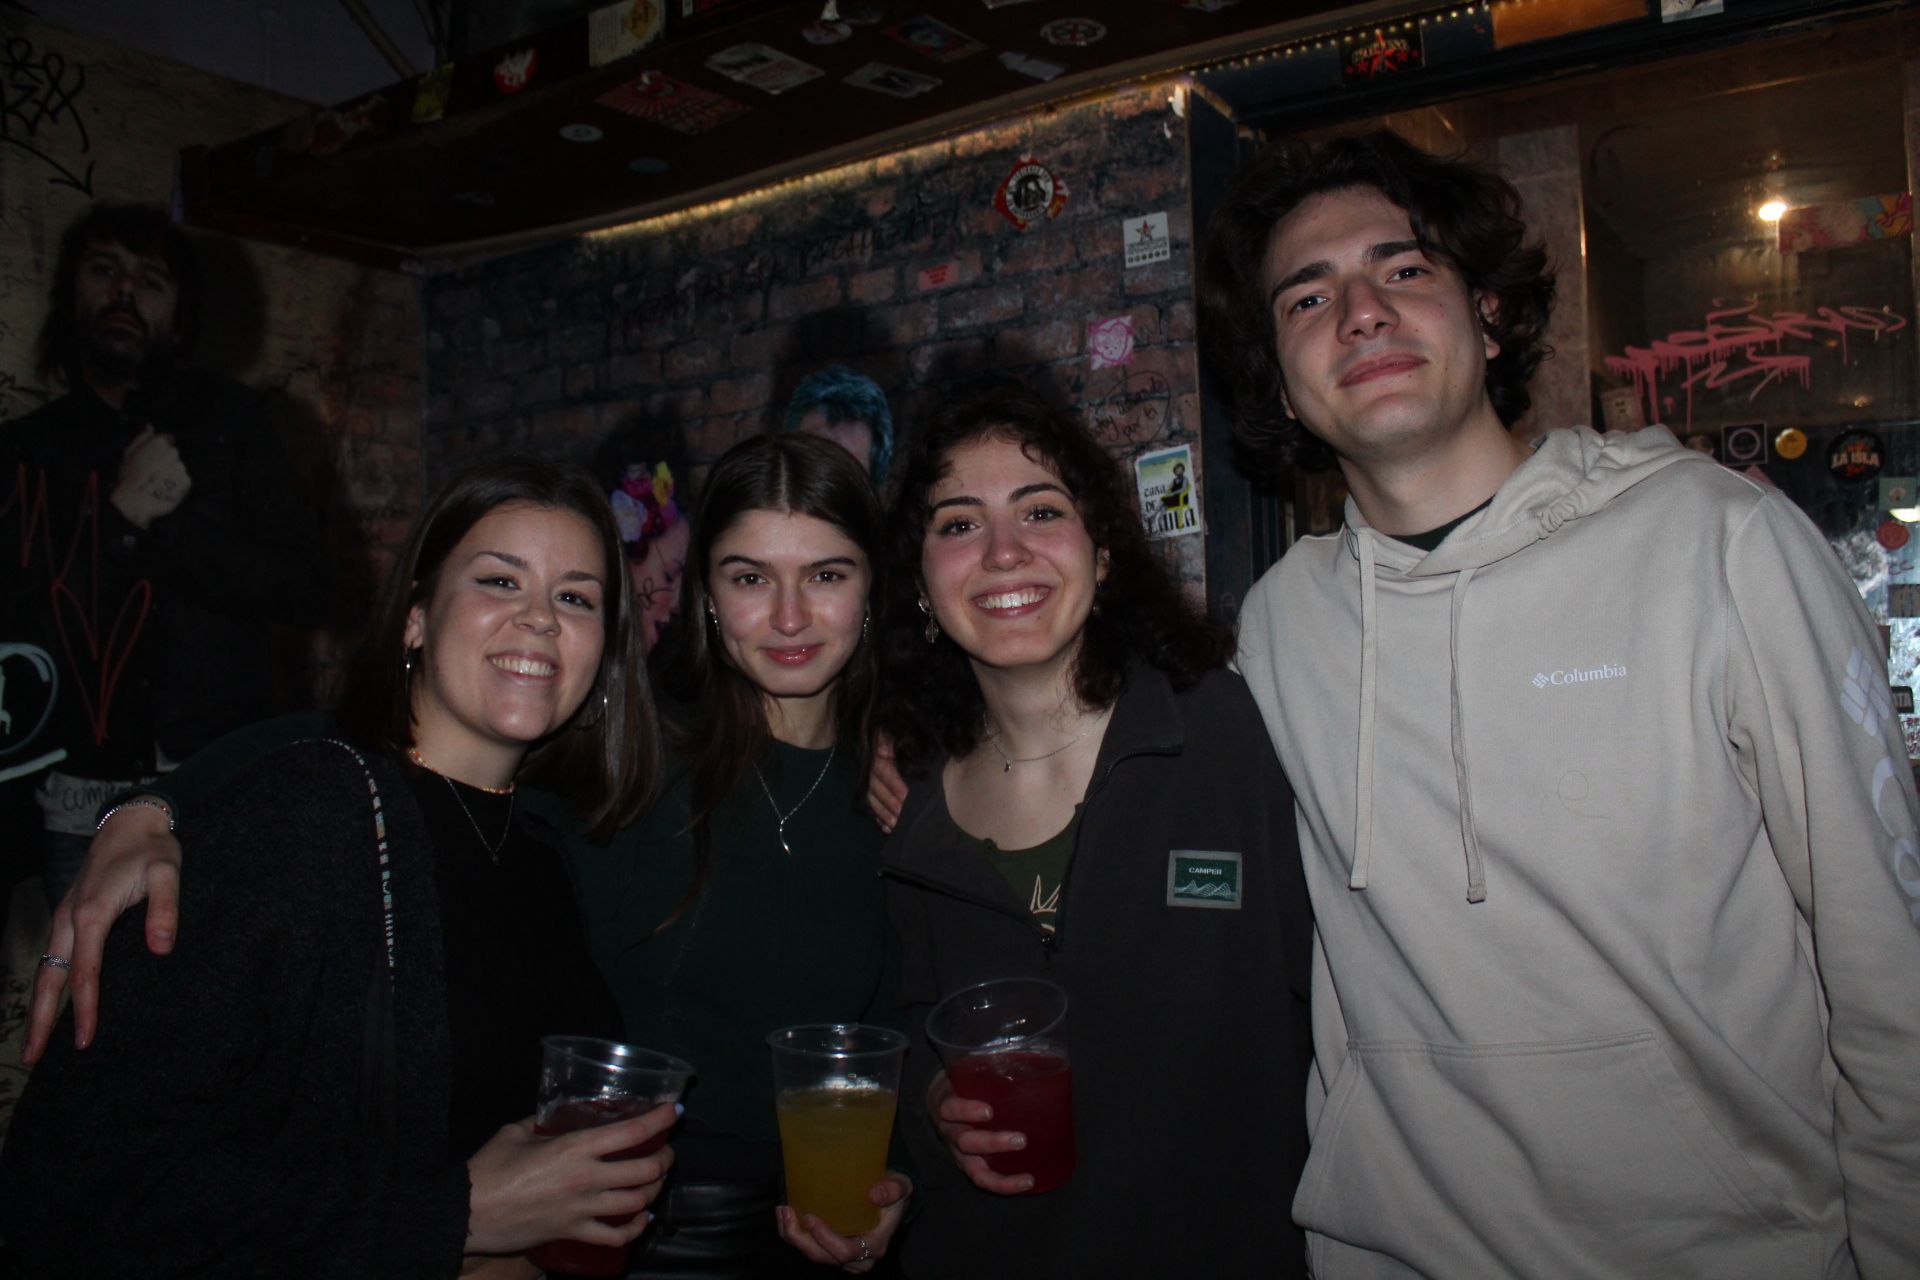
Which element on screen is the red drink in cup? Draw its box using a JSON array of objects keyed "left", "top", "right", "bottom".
[
  {"left": 527, "top": 1037, "right": 692, "bottom": 1278},
  {"left": 945, "top": 1047, "right": 1075, "bottom": 1191},
  {"left": 927, "top": 978, "right": 1074, "bottom": 1195}
]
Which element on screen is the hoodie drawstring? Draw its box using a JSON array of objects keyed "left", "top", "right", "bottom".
[
  {"left": 1450, "top": 566, "right": 1487, "bottom": 903},
  {"left": 1351, "top": 530, "right": 1379, "bottom": 891},
  {"left": 1349, "top": 531, "right": 1488, "bottom": 902}
]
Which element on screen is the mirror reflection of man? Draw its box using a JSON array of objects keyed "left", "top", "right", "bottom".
[
  {"left": 1202, "top": 132, "right": 1920, "bottom": 1278},
  {"left": 0, "top": 205, "right": 327, "bottom": 905}
]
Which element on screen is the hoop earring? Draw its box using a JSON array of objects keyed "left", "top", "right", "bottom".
[{"left": 917, "top": 595, "right": 939, "bottom": 645}]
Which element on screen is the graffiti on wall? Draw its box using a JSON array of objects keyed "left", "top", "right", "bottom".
[
  {"left": 2, "top": 35, "right": 95, "bottom": 196},
  {"left": 1605, "top": 300, "right": 1910, "bottom": 428}
]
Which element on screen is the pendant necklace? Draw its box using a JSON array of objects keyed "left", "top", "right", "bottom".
[
  {"left": 410, "top": 748, "right": 514, "bottom": 862},
  {"left": 753, "top": 744, "right": 836, "bottom": 857},
  {"left": 986, "top": 725, "right": 1092, "bottom": 773}
]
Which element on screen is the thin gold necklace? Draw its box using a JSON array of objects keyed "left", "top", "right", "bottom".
[{"left": 408, "top": 748, "right": 515, "bottom": 862}]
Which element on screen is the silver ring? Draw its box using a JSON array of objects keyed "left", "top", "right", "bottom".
[
  {"left": 854, "top": 1236, "right": 871, "bottom": 1263},
  {"left": 38, "top": 954, "right": 71, "bottom": 970}
]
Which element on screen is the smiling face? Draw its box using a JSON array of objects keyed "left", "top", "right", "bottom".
[
  {"left": 707, "top": 508, "right": 870, "bottom": 724},
  {"left": 1261, "top": 185, "right": 1500, "bottom": 468},
  {"left": 72, "top": 237, "right": 178, "bottom": 383},
  {"left": 920, "top": 434, "right": 1103, "bottom": 680},
  {"left": 405, "top": 502, "right": 607, "bottom": 783}
]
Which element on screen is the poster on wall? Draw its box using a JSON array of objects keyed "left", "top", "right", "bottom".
[{"left": 1134, "top": 445, "right": 1202, "bottom": 540}]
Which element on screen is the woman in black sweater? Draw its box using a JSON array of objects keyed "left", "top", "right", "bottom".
[{"left": 0, "top": 460, "right": 668, "bottom": 1278}]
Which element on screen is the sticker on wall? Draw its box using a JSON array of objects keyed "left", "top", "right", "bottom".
[
  {"left": 598, "top": 72, "right": 750, "bottom": 133},
  {"left": 1778, "top": 193, "right": 1913, "bottom": 254},
  {"left": 306, "top": 95, "right": 394, "bottom": 157},
  {"left": 1881, "top": 477, "right": 1918, "bottom": 512},
  {"left": 589, "top": 0, "right": 664, "bottom": 66},
  {"left": 1089, "top": 316, "right": 1136, "bottom": 370},
  {"left": 887, "top": 16, "right": 986, "bottom": 61},
  {"left": 1598, "top": 386, "right": 1643, "bottom": 435},
  {"left": 1895, "top": 686, "right": 1916, "bottom": 714},
  {"left": 706, "top": 43, "right": 822, "bottom": 94},
  {"left": 494, "top": 47, "right": 539, "bottom": 94},
  {"left": 998, "top": 50, "right": 1063, "bottom": 80},
  {"left": 1135, "top": 445, "right": 1202, "bottom": 541},
  {"left": 1122, "top": 212, "right": 1171, "bottom": 269},
  {"left": 915, "top": 261, "right": 966, "bottom": 291},
  {"left": 1680, "top": 431, "right": 1719, "bottom": 461},
  {"left": 1040, "top": 18, "right": 1106, "bottom": 47},
  {"left": 802, "top": 20, "right": 853, "bottom": 43},
  {"left": 846, "top": 62, "right": 943, "bottom": 97},
  {"left": 412, "top": 63, "right": 455, "bottom": 123},
  {"left": 1721, "top": 422, "right": 1768, "bottom": 467},
  {"left": 1878, "top": 520, "right": 1912, "bottom": 552},
  {"left": 1341, "top": 27, "right": 1421, "bottom": 82},
  {"left": 994, "top": 156, "right": 1069, "bottom": 229},
  {"left": 559, "top": 123, "right": 604, "bottom": 143},
  {"left": 629, "top": 156, "right": 670, "bottom": 174},
  {"left": 1661, "top": 0, "right": 1724, "bottom": 20},
  {"left": 1828, "top": 430, "right": 1885, "bottom": 484},
  {"left": 1890, "top": 584, "right": 1920, "bottom": 618},
  {"left": 1775, "top": 427, "right": 1808, "bottom": 460}
]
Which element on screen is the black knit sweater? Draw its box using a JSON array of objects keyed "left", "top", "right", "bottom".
[{"left": 0, "top": 739, "right": 613, "bottom": 1278}]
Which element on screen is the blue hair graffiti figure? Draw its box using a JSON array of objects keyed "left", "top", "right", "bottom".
[{"left": 780, "top": 366, "right": 894, "bottom": 485}]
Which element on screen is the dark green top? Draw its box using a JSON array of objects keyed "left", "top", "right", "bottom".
[
  {"left": 969, "top": 807, "right": 1081, "bottom": 936},
  {"left": 534, "top": 740, "right": 894, "bottom": 1171}
]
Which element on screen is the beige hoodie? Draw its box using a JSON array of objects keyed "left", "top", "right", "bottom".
[{"left": 1238, "top": 426, "right": 1920, "bottom": 1279}]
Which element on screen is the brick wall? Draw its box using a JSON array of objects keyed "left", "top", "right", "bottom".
[{"left": 423, "top": 81, "right": 1208, "bottom": 592}]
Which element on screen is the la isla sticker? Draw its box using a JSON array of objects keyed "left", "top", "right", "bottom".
[
  {"left": 1828, "top": 430, "right": 1885, "bottom": 483},
  {"left": 994, "top": 156, "right": 1068, "bottom": 229},
  {"left": 1135, "top": 444, "right": 1202, "bottom": 540},
  {"left": 1167, "top": 850, "right": 1241, "bottom": 909},
  {"left": 1122, "top": 212, "right": 1170, "bottom": 268}
]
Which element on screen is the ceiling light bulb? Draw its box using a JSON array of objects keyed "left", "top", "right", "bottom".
[{"left": 1758, "top": 200, "right": 1787, "bottom": 222}]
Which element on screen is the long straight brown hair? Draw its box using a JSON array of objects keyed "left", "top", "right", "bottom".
[
  {"left": 654, "top": 432, "right": 884, "bottom": 931},
  {"left": 335, "top": 457, "right": 657, "bottom": 839}
]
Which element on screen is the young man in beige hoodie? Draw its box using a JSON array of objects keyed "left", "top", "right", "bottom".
[{"left": 1203, "top": 131, "right": 1920, "bottom": 1279}]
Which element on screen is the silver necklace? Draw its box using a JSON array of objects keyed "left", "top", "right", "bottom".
[
  {"left": 752, "top": 744, "right": 836, "bottom": 856},
  {"left": 435, "top": 772, "right": 514, "bottom": 862},
  {"left": 986, "top": 725, "right": 1092, "bottom": 773}
]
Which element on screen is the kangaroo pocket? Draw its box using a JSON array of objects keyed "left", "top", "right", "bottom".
[{"left": 1294, "top": 1032, "right": 1820, "bottom": 1280}]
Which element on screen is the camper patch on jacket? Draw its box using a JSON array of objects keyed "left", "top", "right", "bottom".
[{"left": 1168, "top": 851, "right": 1241, "bottom": 909}]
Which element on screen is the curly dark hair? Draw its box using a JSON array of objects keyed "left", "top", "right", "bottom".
[
  {"left": 1198, "top": 130, "right": 1555, "bottom": 468},
  {"left": 35, "top": 203, "right": 203, "bottom": 387},
  {"left": 879, "top": 383, "right": 1233, "bottom": 777}
]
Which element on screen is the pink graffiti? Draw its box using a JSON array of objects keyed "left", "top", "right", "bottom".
[{"left": 1605, "top": 300, "right": 1908, "bottom": 428}]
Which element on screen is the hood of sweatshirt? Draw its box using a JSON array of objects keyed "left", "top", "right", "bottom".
[{"left": 1342, "top": 426, "right": 1711, "bottom": 903}]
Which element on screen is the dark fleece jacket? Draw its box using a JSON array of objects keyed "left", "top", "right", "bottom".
[
  {"left": 882, "top": 666, "right": 1314, "bottom": 1279},
  {"left": 0, "top": 741, "right": 470, "bottom": 1278}
]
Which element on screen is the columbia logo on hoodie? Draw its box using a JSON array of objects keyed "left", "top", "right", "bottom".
[{"left": 1531, "top": 663, "right": 1629, "bottom": 689}]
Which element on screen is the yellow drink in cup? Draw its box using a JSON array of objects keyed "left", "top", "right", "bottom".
[
  {"left": 767, "top": 1024, "right": 908, "bottom": 1236},
  {"left": 774, "top": 1085, "right": 898, "bottom": 1233}
]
